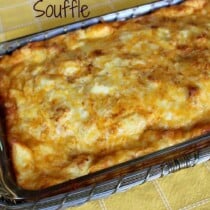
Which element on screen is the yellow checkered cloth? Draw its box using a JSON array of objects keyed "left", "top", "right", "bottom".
[
  {"left": 0, "top": 0, "right": 154, "bottom": 42},
  {"left": 0, "top": 1, "right": 210, "bottom": 210},
  {"left": 71, "top": 162, "right": 210, "bottom": 210}
]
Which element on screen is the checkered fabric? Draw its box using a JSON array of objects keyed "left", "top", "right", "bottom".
[
  {"left": 0, "top": 0, "right": 154, "bottom": 42},
  {"left": 71, "top": 162, "right": 210, "bottom": 210}
]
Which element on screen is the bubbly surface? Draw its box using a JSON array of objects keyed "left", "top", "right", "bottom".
[{"left": 0, "top": 0, "right": 209, "bottom": 190}]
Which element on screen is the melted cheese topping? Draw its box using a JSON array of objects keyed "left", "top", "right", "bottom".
[{"left": 0, "top": 0, "right": 209, "bottom": 190}]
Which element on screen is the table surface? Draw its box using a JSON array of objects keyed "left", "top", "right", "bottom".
[
  {"left": 0, "top": 1, "right": 209, "bottom": 209},
  {"left": 0, "top": 0, "right": 156, "bottom": 42},
  {"left": 70, "top": 162, "right": 210, "bottom": 210}
]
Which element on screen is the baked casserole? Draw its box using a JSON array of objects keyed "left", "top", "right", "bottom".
[{"left": 0, "top": 0, "right": 209, "bottom": 190}]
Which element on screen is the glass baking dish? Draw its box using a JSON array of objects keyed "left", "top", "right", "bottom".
[{"left": 0, "top": 0, "right": 209, "bottom": 209}]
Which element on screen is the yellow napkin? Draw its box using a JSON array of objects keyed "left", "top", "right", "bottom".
[
  {"left": 0, "top": 1, "right": 209, "bottom": 210},
  {"left": 0, "top": 0, "right": 155, "bottom": 42},
  {"left": 70, "top": 162, "right": 210, "bottom": 210}
]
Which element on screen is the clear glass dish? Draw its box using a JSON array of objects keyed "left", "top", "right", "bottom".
[{"left": 0, "top": 0, "right": 209, "bottom": 209}]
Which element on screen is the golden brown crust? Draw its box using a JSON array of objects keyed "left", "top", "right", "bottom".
[
  {"left": 153, "top": 0, "right": 207, "bottom": 17},
  {"left": 0, "top": 0, "right": 209, "bottom": 190}
]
